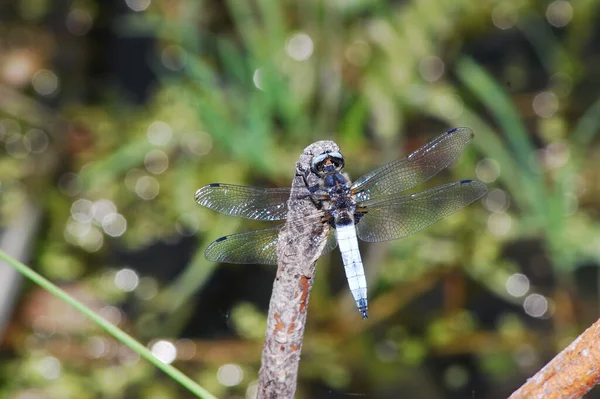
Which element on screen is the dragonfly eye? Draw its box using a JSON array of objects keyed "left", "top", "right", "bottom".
[
  {"left": 329, "top": 152, "right": 345, "bottom": 170},
  {"left": 311, "top": 151, "right": 345, "bottom": 175}
]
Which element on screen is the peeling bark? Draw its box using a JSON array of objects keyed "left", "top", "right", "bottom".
[{"left": 257, "top": 141, "right": 339, "bottom": 399}]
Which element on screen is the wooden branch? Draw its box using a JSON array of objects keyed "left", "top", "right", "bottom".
[
  {"left": 258, "top": 141, "right": 338, "bottom": 399},
  {"left": 509, "top": 317, "right": 600, "bottom": 399}
]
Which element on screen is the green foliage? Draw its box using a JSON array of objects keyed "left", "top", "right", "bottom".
[{"left": 2, "top": 0, "right": 600, "bottom": 397}]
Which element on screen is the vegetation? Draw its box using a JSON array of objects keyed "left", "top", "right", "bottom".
[{"left": 1, "top": 0, "right": 599, "bottom": 398}]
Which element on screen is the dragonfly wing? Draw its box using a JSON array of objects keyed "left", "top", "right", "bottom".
[
  {"left": 351, "top": 127, "right": 475, "bottom": 201},
  {"left": 356, "top": 180, "right": 487, "bottom": 242},
  {"left": 321, "top": 229, "right": 338, "bottom": 256},
  {"left": 205, "top": 215, "right": 332, "bottom": 265},
  {"left": 195, "top": 183, "right": 292, "bottom": 221},
  {"left": 205, "top": 226, "right": 283, "bottom": 265}
]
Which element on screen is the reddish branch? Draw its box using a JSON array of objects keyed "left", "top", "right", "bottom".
[
  {"left": 509, "top": 317, "right": 600, "bottom": 399},
  {"left": 257, "top": 141, "right": 338, "bottom": 399}
]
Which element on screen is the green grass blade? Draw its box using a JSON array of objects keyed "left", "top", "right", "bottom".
[
  {"left": 226, "top": 0, "right": 262, "bottom": 58},
  {"left": 455, "top": 57, "right": 549, "bottom": 225},
  {"left": 450, "top": 110, "right": 533, "bottom": 214},
  {"left": 0, "top": 250, "right": 218, "bottom": 399},
  {"left": 571, "top": 96, "right": 600, "bottom": 157},
  {"left": 518, "top": 13, "right": 574, "bottom": 75},
  {"left": 455, "top": 57, "right": 540, "bottom": 175}
]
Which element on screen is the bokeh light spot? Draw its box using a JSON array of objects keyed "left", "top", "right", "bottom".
[
  {"left": 66, "top": 8, "right": 93, "bottom": 36},
  {"left": 476, "top": 158, "right": 501, "bottom": 183},
  {"left": 151, "top": 340, "right": 177, "bottom": 364},
  {"left": 443, "top": 364, "right": 469, "bottom": 390},
  {"left": 125, "top": 0, "right": 151, "bottom": 12},
  {"left": 35, "top": 356, "right": 61, "bottom": 380},
  {"left": 253, "top": 68, "right": 264, "bottom": 91},
  {"left": 0, "top": 118, "right": 21, "bottom": 137},
  {"left": 144, "top": 149, "right": 169, "bottom": 174},
  {"left": 161, "top": 45, "right": 187, "bottom": 71},
  {"left": 546, "top": 1, "right": 573, "bottom": 27},
  {"left": 135, "top": 176, "right": 160, "bottom": 200},
  {"left": 147, "top": 121, "right": 172, "bottom": 146},
  {"left": 286, "top": 33, "right": 314, "bottom": 61},
  {"left": 487, "top": 213, "right": 512, "bottom": 236},
  {"left": 71, "top": 199, "right": 93, "bottom": 222},
  {"left": 99, "top": 306, "right": 123, "bottom": 325},
  {"left": 345, "top": 40, "right": 371, "bottom": 66},
  {"left": 506, "top": 273, "right": 530, "bottom": 297},
  {"left": 181, "top": 132, "right": 212, "bottom": 158},
  {"left": 532, "top": 91, "right": 559, "bottom": 118},
  {"left": 64, "top": 219, "right": 91, "bottom": 246},
  {"left": 5, "top": 134, "right": 30, "bottom": 158},
  {"left": 118, "top": 344, "right": 140, "bottom": 365},
  {"left": 484, "top": 189, "right": 510, "bottom": 213},
  {"left": 102, "top": 213, "right": 127, "bottom": 237},
  {"left": 217, "top": 363, "right": 244, "bottom": 387},
  {"left": 419, "top": 56, "right": 444, "bottom": 82},
  {"left": 492, "top": 5, "right": 518, "bottom": 29},
  {"left": 57, "top": 173, "right": 82, "bottom": 196},
  {"left": 24, "top": 128, "right": 49, "bottom": 153},
  {"left": 175, "top": 339, "right": 197, "bottom": 361},
  {"left": 523, "top": 294, "right": 548, "bottom": 318},
  {"left": 246, "top": 381, "right": 259, "bottom": 399},
  {"left": 114, "top": 268, "right": 139, "bottom": 292},
  {"left": 2, "top": 50, "right": 37, "bottom": 87},
  {"left": 92, "top": 199, "right": 117, "bottom": 224},
  {"left": 514, "top": 343, "right": 539, "bottom": 369},
  {"left": 87, "top": 336, "right": 108, "bottom": 359},
  {"left": 124, "top": 168, "right": 145, "bottom": 192},
  {"left": 31, "top": 69, "right": 59, "bottom": 96},
  {"left": 80, "top": 227, "right": 103, "bottom": 252},
  {"left": 541, "top": 142, "right": 570, "bottom": 170}
]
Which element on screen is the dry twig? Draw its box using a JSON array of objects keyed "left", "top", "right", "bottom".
[
  {"left": 509, "top": 317, "right": 600, "bottom": 399},
  {"left": 257, "top": 141, "right": 338, "bottom": 399}
]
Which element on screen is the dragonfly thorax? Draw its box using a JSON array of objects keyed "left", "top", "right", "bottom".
[{"left": 321, "top": 170, "right": 356, "bottom": 227}]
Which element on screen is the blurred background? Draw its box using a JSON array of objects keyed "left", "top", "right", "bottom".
[{"left": 1, "top": 0, "right": 600, "bottom": 398}]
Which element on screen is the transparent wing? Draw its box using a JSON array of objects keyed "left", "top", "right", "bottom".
[
  {"left": 356, "top": 180, "right": 487, "bottom": 242},
  {"left": 351, "top": 127, "right": 475, "bottom": 201},
  {"left": 195, "top": 183, "right": 292, "bottom": 221},
  {"left": 205, "top": 226, "right": 283, "bottom": 265},
  {"left": 322, "top": 229, "right": 338, "bottom": 254},
  {"left": 205, "top": 219, "right": 337, "bottom": 265}
]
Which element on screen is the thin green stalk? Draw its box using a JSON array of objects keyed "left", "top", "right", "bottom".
[{"left": 0, "top": 250, "right": 218, "bottom": 399}]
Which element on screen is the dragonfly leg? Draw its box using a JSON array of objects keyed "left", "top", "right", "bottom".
[
  {"left": 296, "top": 165, "right": 325, "bottom": 210},
  {"left": 321, "top": 213, "right": 334, "bottom": 227}
]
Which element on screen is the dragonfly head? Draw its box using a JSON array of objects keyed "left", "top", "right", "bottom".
[{"left": 311, "top": 151, "right": 345, "bottom": 176}]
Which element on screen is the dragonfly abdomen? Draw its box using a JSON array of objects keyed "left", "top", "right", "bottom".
[{"left": 335, "top": 223, "right": 368, "bottom": 319}]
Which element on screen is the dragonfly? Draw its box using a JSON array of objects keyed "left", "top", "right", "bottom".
[{"left": 194, "top": 127, "right": 487, "bottom": 319}]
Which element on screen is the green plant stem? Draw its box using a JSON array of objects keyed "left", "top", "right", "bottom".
[{"left": 0, "top": 250, "right": 218, "bottom": 399}]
